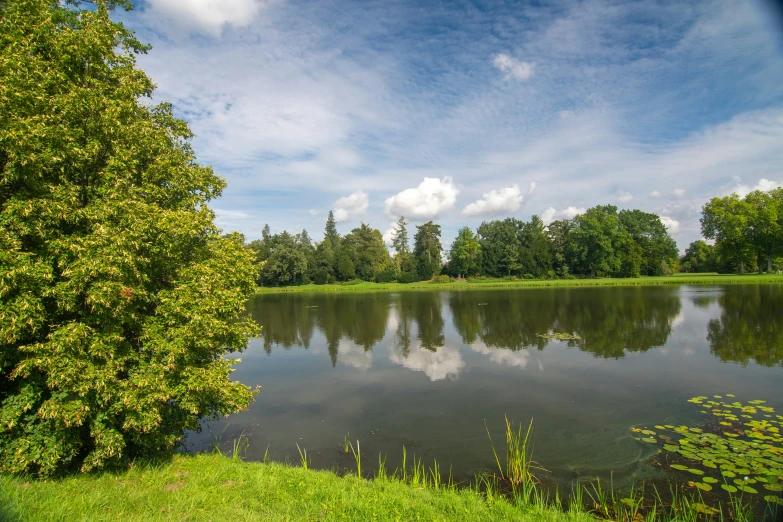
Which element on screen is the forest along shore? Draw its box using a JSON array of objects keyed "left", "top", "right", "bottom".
[{"left": 255, "top": 273, "right": 783, "bottom": 293}]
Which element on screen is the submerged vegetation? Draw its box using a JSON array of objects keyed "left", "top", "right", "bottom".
[{"left": 633, "top": 396, "right": 783, "bottom": 505}]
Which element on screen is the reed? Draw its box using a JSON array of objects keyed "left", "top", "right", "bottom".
[{"left": 296, "top": 443, "right": 309, "bottom": 470}]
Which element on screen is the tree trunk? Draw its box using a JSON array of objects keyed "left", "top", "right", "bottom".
[
  {"left": 768, "top": 255, "right": 773, "bottom": 274},
  {"left": 739, "top": 260, "right": 745, "bottom": 274}
]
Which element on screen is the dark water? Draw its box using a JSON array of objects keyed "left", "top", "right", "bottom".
[{"left": 186, "top": 284, "right": 783, "bottom": 491}]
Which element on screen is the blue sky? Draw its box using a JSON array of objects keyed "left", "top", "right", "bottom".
[{"left": 120, "top": 0, "right": 783, "bottom": 251}]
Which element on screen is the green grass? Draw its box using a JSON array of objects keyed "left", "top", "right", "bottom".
[
  {"left": 0, "top": 453, "right": 594, "bottom": 522},
  {"left": 257, "top": 273, "right": 783, "bottom": 294}
]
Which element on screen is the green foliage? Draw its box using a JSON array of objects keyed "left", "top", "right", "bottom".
[
  {"left": 449, "top": 226, "right": 481, "bottom": 278},
  {"left": 413, "top": 221, "right": 443, "bottom": 280},
  {"left": 390, "top": 216, "right": 410, "bottom": 256},
  {"left": 681, "top": 240, "right": 716, "bottom": 273},
  {"left": 0, "top": 0, "right": 258, "bottom": 475},
  {"left": 701, "top": 194, "right": 756, "bottom": 274}
]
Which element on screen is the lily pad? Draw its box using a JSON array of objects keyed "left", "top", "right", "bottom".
[
  {"left": 692, "top": 503, "right": 720, "bottom": 515},
  {"left": 695, "top": 482, "right": 712, "bottom": 492},
  {"left": 764, "top": 495, "right": 783, "bottom": 505},
  {"left": 663, "top": 444, "right": 679, "bottom": 452},
  {"left": 703, "top": 477, "right": 719, "bottom": 484},
  {"left": 737, "top": 485, "right": 758, "bottom": 494},
  {"left": 687, "top": 468, "right": 704, "bottom": 475},
  {"left": 671, "top": 464, "right": 689, "bottom": 471},
  {"left": 641, "top": 437, "right": 657, "bottom": 444},
  {"left": 721, "top": 484, "right": 738, "bottom": 493},
  {"left": 764, "top": 483, "right": 783, "bottom": 492}
]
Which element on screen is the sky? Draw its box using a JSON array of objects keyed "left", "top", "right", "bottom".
[{"left": 118, "top": 0, "right": 783, "bottom": 252}]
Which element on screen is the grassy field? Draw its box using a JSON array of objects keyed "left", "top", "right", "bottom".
[
  {"left": 0, "top": 454, "right": 594, "bottom": 522},
  {"left": 256, "top": 273, "right": 783, "bottom": 294}
]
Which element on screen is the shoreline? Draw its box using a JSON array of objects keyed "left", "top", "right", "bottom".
[{"left": 255, "top": 273, "right": 783, "bottom": 294}]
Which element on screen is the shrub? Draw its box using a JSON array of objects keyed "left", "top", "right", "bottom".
[
  {"left": 374, "top": 268, "right": 397, "bottom": 283},
  {"left": 523, "top": 274, "right": 535, "bottom": 280},
  {"left": 0, "top": 1, "right": 257, "bottom": 476},
  {"left": 431, "top": 275, "right": 451, "bottom": 284},
  {"left": 398, "top": 271, "right": 419, "bottom": 284},
  {"left": 313, "top": 269, "right": 329, "bottom": 285},
  {"left": 341, "top": 279, "right": 365, "bottom": 286}
]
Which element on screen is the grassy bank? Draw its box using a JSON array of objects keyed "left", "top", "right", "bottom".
[
  {"left": 256, "top": 273, "right": 783, "bottom": 294},
  {"left": 0, "top": 453, "right": 592, "bottom": 522}
]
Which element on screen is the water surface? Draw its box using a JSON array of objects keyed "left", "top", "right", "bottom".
[{"left": 186, "top": 285, "right": 783, "bottom": 489}]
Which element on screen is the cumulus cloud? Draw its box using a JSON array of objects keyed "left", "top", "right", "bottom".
[
  {"left": 672, "top": 188, "right": 686, "bottom": 198},
  {"left": 384, "top": 177, "right": 459, "bottom": 219},
  {"left": 462, "top": 185, "right": 523, "bottom": 216},
  {"left": 660, "top": 216, "right": 680, "bottom": 234},
  {"left": 309, "top": 209, "right": 319, "bottom": 216},
  {"left": 338, "top": 340, "right": 373, "bottom": 370},
  {"left": 528, "top": 181, "right": 537, "bottom": 195},
  {"left": 143, "top": 0, "right": 267, "bottom": 37},
  {"left": 333, "top": 191, "right": 369, "bottom": 223},
  {"left": 649, "top": 191, "right": 662, "bottom": 198},
  {"left": 492, "top": 53, "right": 535, "bottom": 81},
  {"left": 382, "top": 222, "right": 398, "bottom": 247},
  {"left": 730, "top": 178, "right": 782, "bottom": 198},
  {"left": 617, "top": 190, "right": 634, "bottom": 203},
  {"left": 388, "top": 344, "right": 464, "bottom": 381},
  {"left": 541, "top": 206, "right": 586, "bottom": 225},
  {"left": 470, "top": 342, "right": 529, "bottom": 369}
]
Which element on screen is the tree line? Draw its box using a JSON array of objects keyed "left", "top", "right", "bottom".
[
  {"left": 682, "top": 188, "right": 783, "bottom": 274},
  {"left": 250, "top": 188, "right": 783, "bottom": 286},
  {"left": 249, "top": 205, "right": 683, "bottom": 286}
]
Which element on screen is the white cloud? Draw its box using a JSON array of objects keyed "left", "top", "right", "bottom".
[
  {"left": 541, "top": 206, "right": 586, "bottom": 224},
  {"left": 382, "top": 222, "right": 397, "bottom": 247},
  {"left": 384, "top": 177, "right": 459, "bottom": 220},
  {"left": 143, "top": 0, "right": 267, "bottom": 37},
  {"left": 672, "top": 188, "right": 686, "bottom": 198},
  {"left": 338, "top": 340, "right": 373, "bottom": 370},
  {"left": 462, "top": 185, "right": 523, "bottom": 216},
  {"left": 333, "top": 191, "right": 369, "bottom": 223},
  {"left": 528, "top": 181, "right": 537, "bottom": 195},
  {"left": 660, "top": 216, "right": 680, "bottom": 234},
  {"left": 730, "top": 178, "right": 782, "bottom": 198},
  {"left": 617, "top": 190, "right": 634, "bottom": 203},
  {"left": 470, "top": 342, "right": 529, "bottom": 369},
  {"left": 388, "top": 344, "right": 464, "bottom": 381},
  {"left": 492, "top": 53, "right": 535, "bottom": 81},
  {"left": 650, "top": 191, "right": 662, "bottom": 198},
  {"left": 309, "top": 209, "right": 319, "bottom": 216}
]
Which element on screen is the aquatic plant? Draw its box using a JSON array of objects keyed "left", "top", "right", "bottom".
[
  {"left": 632, "top": 395, "right": 783, "bottom": 509},
  {"left": 536, "top": 332, "right": 582, "bottom": 341},
  {"left": 485, "top": 417, "right": 546, "bottom": 492}
]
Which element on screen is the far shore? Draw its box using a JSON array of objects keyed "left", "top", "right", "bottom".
[{"left": 255, "top": 273, "right": 783, "bottom": 294}]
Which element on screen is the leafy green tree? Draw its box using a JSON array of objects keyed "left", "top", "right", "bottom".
[
  {"left": 336, "top": 252, "right": 356, "bottom": 280},
  {"left": 296, "top": 229, "right": 316, "bottom": 281},
  {"left": 701, "top": 195, "right": 754, "bottom": 274},
  {"left": 618, "top": 210, "right": 678, "bottom": 276},
  {"left": 518, "top": 216, "right": 553, "bottom": 277},
  {"left": 343, "top": 223, "right": 391, "bottom": 281},
  {"left": 262, "top": 232, "right": 308, "bottom": 286},
  {"left": 570, "top": 205, "right": 621, "bottom": 277},
  {"left": 477, "top": 219, "right": 521, "bottom": 277},
  {"left": 448, "top": 227, "right": 481, "bottom": 278},
  {"left": 547, "top": 219, "right": 575, "bottom": 276},
  {"left": 413, "top": 221, "right": 443, "bottom": 280},
  {"left": 680, "top": 240, "right": 716, "bottom": 273},
  {"left": 745, "top": 189, "right": 783, "bottom": 273},
  {"left": 0, "top": 0, "right": 257, "bottom": 476}
]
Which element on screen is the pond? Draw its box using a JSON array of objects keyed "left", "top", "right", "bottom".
[{"left": 185, "top": 284, "right": 783, "bottom": 493}]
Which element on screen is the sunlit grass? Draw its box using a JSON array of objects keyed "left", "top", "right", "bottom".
[{"left": 255, "top": 273, "right": 783, "bottom": 294}]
